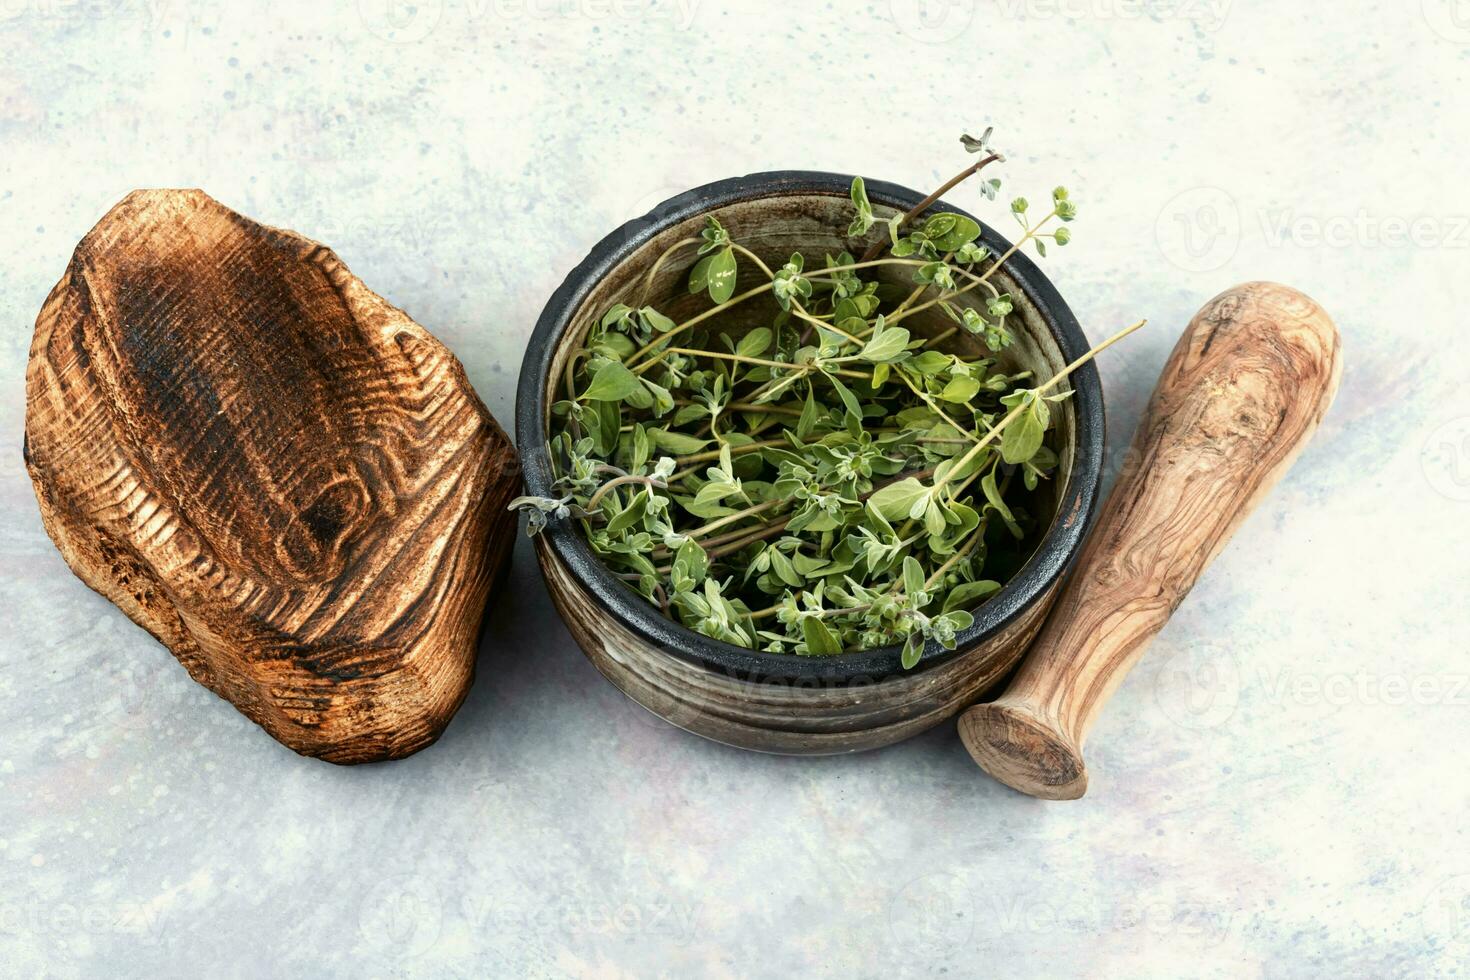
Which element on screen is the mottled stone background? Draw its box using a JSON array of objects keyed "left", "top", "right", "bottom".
[{"left": 1, "top": 1, "right": 1466, "bottom": 976}]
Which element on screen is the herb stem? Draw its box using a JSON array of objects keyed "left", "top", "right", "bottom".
[
  {"left": 586, "top": 474, "right": 665, "bottom": 512},
  {"left": 627, "top": 281, "right": 780, "bottom": 369},
  {"left": 858, "top": 152, "right": 1004, "bottom": 263},
  {"left": 655, "top": 347, "right": 870, "bottom": 381},
  {"left": 890, "top": 250, "right": 955, "bottom": 320},
  {"left": 897, "top": 369, "right": 982, "bottom": 445},
  {"left": 673, "top": 437, "right": 792, "bottom": 467},
  {"left": 673, "top": 397, "right": 803, "bottom": 417},
  {"left": 886, "top": 209, "right": 1058, "bottom": 328},
  {"left": 614, "top": 570, "right": 671, "bottom": 609},
  {"left": 635, "top": 237, "right": 701, "bottom": 307},
  {"left": 805, "top": 257, "right": 993, "bottom": 293},
  {"left": 704, "top": 464, "right": 941, "bottom": 560},
  {"left": 931, "top": 317, "right": 1147, "bottom": 499},
  {"left": 730, "top": 243, "right": 865, "bottom": 345},
  {"left": 685, "top": 497, "right": 786, "bottom": 540},
  {"left": 923, "top": 519, "right": 987, "bottom": 590},
  {"left": 652, "top": 462, "right": 940, "bottom": 562},
  {"left": 697, "top": 518, "right": 792, "bottom": 561}
]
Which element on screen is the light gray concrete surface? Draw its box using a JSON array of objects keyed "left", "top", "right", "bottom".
[{"left": 2, "top": 2, "right": 1467, "bottom": 976}]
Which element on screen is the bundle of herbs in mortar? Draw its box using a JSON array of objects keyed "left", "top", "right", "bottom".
[{"left": 514, "top": 133, "right": 1142, "bottom": 668}]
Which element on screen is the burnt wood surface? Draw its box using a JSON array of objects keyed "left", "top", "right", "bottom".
[{"left": 24, "top": 189, "right": 518, "bottom": 764}]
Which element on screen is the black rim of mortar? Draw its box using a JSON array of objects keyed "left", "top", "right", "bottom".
[{"left": 516, "top": 171, "right": 1104, "bottom": 684}]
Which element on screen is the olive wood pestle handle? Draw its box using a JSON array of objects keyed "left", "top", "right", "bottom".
[{"left": 958, "top": 282, "right": 1343, "bottom": 799}]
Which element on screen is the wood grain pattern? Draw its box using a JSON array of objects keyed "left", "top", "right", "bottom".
[
  {"left": 959, "top": 281, "right": 1342, "bottom": 798},
  {"left": 24, "top": 189, "right": 519, "bottom": 764}
]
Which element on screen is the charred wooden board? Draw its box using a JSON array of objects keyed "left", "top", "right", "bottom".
[{"left": 24, "top": 189, "right": 518, "bottom": 764}]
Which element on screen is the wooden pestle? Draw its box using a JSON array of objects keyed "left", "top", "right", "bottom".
[{"left": 959, "top": 282, "right": 1342, "bottom": 799}]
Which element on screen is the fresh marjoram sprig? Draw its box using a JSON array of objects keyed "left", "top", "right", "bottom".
[{"left": 512, "top": 134, "right": 1142, "bottom": 669}]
